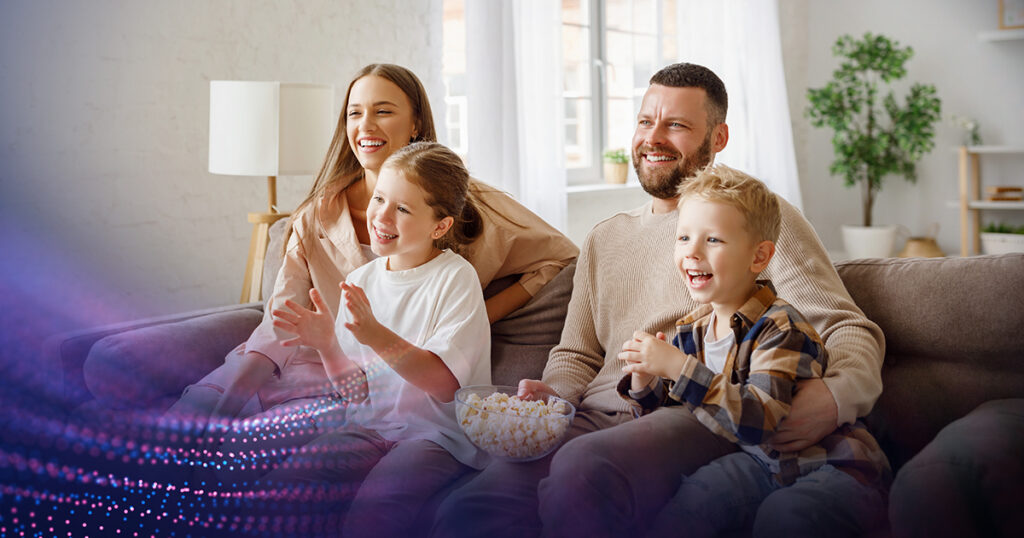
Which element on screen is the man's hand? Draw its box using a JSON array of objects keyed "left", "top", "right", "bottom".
[
  {"left": 768, "top": 378, "right": 839, "bottom": 452},
  {"left": 618, "top": 331, "right": 683, "bottom": 382},
  {"left": 518, "top": 379, "right": 559, "bottom": 401}
]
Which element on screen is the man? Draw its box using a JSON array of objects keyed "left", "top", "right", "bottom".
[{"left": 431, "top": 63, "right": 884, "bottom": 537}]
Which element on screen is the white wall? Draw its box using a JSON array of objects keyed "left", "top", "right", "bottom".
[
  {"left": 780, "top": 0, "right": 1024, "bottom": 255},
  {"left": 0, "top": 0, "right": 443, "bottom": 336}
]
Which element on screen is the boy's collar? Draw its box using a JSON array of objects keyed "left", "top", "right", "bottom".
[
  {"left": 678, "top": 280, "right": 777, "bottom": 329},
  {"left": 731, "top": 280, "right": 777, "bottom": 329}
]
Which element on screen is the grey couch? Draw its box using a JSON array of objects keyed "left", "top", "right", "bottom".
[{"left": 45, "top": 233, "right": 1024, "bottom": 535}]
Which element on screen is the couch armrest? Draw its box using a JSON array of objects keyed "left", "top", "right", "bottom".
[{"left": 43, "top": 302, "right": 264, "bottom": 412}]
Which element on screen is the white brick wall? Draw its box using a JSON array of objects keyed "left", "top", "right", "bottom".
[{"left": 0, "top": 0, "right": 443, "bottom": 331}]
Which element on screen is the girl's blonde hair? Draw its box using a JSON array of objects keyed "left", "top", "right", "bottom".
[
  {"left": 677, "top": 163, "right": 781, "bottom": 243},
  {"left": 382, "top": 142, "right": 482, "bottom": 254}
]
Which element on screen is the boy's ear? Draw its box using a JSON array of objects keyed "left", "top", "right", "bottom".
[
  {"left": 432, "top": 216, "right": 455, "bottom": 239},
  {"left": 750, "top": 240, "right": 775, "bottom": 273}
]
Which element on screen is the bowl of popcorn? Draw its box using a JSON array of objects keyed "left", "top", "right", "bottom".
[{"left": 455, "top": 385, "right": 576, "bottom": 462}]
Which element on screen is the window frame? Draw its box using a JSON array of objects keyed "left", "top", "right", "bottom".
[{"left": 564, "top": 0, "right": 671, "bottom": 186}]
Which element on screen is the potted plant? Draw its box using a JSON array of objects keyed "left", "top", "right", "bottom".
[
  {"left": 806, "top": 32, "right": 941, "bottom": 258},
  {"left": 603, "top": 148, "right": 629, "bottom": 184},
  {"left": 981, "top": 222, "right": 1024, "bottom": 255}
]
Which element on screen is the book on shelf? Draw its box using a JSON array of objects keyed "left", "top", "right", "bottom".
[{"left": 985, "top": 185, "right": 1023, "bottom": 194}]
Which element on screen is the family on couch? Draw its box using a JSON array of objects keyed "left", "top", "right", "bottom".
[{"left": 86, "top": 61, "right": 972, "bottom": 536}]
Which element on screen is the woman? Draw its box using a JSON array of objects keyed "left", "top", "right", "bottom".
[{"left": 165, "top": 64, "right": 577, "bottom": 440}]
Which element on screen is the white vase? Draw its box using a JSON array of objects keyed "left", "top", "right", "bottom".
[{"left": 841, "top": 225, "right": 898, "bottom": 259}]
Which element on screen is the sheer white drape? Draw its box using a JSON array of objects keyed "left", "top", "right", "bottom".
[
  {"left": 464, "top": 0, "right": 567, "bottom": 230},
  {"left": 675, "top": 0, "right": 803, "bottom": 209}
]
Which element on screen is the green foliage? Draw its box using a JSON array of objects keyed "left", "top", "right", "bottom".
[
  {"left": 805, "top": 33, "right": 942, "bottom": 226},
  {"left": 983, "top": 222, "right": 1024, "bottom": 234},
  {"left": 603, "top": 148, "right": 628, "bottom": 164}
]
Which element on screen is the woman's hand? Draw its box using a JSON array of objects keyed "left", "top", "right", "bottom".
[
  {"left": 340, "top": 282, "right": 388, "bottom": 348},
  {"left": 272, "top": 287, "right": 338, "bottom": 353},
  {"left": 619, "top": 331, "right": 681, "bottom": 384}
]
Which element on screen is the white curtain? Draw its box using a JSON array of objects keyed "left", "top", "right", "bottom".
[
  {"left": 675, "top": 0, "right": 803, "bottom": 209},
  {"left": 464, "top": 0, "right": 567, "bottom": 231}
]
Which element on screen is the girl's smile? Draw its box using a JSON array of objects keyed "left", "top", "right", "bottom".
[{"left": 366, "top": 167, "right": 452, "bottom": 271}]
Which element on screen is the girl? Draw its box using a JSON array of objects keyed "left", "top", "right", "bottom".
[
  {"left": 162, "top": 64, "right": 576, "bottom": 428},
  {"left": 267, "top": 142, "right": 491, "bottom": 537}
]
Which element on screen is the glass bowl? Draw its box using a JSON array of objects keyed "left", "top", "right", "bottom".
[{"left": 455, "top": 384, "right": 576, "bottom": 462}]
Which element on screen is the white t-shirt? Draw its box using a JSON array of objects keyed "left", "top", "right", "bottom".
[
  {"left": 339, "top": 249, "right": 492, "bottom": 468},
  {"left": 703, "top": 312, "right": 780, "bottom": 474},
  {"left": 702, "top": 312, "right": 734, "bottom": 375}
]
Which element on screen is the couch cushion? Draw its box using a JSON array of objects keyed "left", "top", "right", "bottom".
[
  {"left": 489, "top": 262, "right": 576, "bottom": 386},
  {"left": 83, "top": 308, "right": 264, "bottom": 410},
  {"left": 263, "top": 217, "right": 290, "bottom": 301},
  {"left": 835, "top": 254, "right": 1024, "bottom": 469}
]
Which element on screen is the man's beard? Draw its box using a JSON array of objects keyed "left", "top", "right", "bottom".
[{"left": 632, "top": 134, "right": 713, "bottom": 200}]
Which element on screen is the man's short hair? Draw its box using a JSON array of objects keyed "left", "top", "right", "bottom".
[
  {"left": 650, "top": 63, "right": 728, "bottom": 127},
  {"left": 677, "top": 164, "right": 780, "bottom": 243}
]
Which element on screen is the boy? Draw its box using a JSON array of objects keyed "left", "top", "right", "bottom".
[{"left": 617, "top": 164, "right": 890, "bottom": 536}]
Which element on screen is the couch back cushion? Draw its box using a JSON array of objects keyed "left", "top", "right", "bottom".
[
  {"left": 489, "top": 262, "right": 576, "bottom": 387},
  {"left": 835, "top": 253, "right": 1024, "bottom": 469}
]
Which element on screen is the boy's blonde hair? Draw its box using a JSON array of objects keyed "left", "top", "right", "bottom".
[{"left": 677, "top": 164, "right": 781, "bottom": 243}]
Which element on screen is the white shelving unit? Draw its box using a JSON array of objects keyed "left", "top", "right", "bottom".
[
  {"left": 955, "top": 146, "right": 1024, "bottom": 256},
  {"left": 978, "top": 28, "right": 1024, "bottom": 41}
]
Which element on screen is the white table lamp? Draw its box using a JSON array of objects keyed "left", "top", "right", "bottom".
[{"left": 209, "top": 81, "right": 334, "bottom": 302}]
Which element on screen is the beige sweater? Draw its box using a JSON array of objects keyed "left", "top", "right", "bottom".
[{"left": 543, "top": 197, "right": 884, "bottom": 426}]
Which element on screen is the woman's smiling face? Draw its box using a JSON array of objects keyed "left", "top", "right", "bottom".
[{"left": 345, "top": 75, "right": 419, "bottom": 174}]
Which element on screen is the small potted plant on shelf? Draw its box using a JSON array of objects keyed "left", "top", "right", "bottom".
[
  {"left": 806, "top": 32, "right": 941, "bottom": 259},
  {"left": 981, "top": 222, "right": 1024, "bottom": 254},
  {"left": 603, "top": 148, "right": 629, "bottom": 184}
]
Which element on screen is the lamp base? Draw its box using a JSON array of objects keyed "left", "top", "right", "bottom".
[{"left": 241, "top": 211, "right": 291, "bottom": 303}]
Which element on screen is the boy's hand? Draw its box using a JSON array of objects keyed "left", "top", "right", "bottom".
[
  {"left": 340, "top": 282, "right": 387, "bottom": 348},
  {"left": 619, "top": 331, "right": 684, "bottom": 381},
  {"left": 272, "top": 288, "right": 337, "bottom": 352}
]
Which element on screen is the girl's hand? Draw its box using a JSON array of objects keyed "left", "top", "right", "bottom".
[
  {"left": 618, "top": 331, "right": 682, "bottom": 382},
  {"left": 340, "top": 282, "right": 387, "bottom": 347},
  {"left": 272, "top": 288, "right": 338, "bottom": 352}
]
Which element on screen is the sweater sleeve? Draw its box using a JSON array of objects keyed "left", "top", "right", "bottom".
[
  {"left": 541, "top": 229, "right": 605, "bottom": 406},
  {"left": 767, "top": 197, "right": 885, "bottom": 424}
]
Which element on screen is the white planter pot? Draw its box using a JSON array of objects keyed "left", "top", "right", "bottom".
[
  {"left": 841, "top": 225, "right": 898, "bottom": 259},
  {"left": 980, "top": 233, "right": 1024, "bottom": 255}
]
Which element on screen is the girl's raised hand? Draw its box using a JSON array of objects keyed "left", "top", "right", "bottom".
[
  {"left": 340, "top": 281, "right": 386, "bottom": 347},
  {"left": 272, "top": 287, "right": 337, "bottom": 352}
]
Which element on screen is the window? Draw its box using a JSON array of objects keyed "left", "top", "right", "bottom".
[
  {"left": 564, "top": 0, "right": 680, "bottom": 184},
  {"left": 441, "top": 0, "right": 681, "bottom": 184},
  {"left": 442, "top": 0, "right": 468, "bottom": 158}
]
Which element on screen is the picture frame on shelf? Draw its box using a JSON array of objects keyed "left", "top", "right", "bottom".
[{"left": 1000, "top": 0, "right": 1024, "bottom": 29}]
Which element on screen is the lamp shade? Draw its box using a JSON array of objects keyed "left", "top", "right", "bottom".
[{"left": 208, "top": 81, "right": 334, "bottom": 176}]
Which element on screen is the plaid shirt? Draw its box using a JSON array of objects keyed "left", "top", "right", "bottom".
[{"left": 618, "top": 282, "right": 891, "bottom": 488}]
